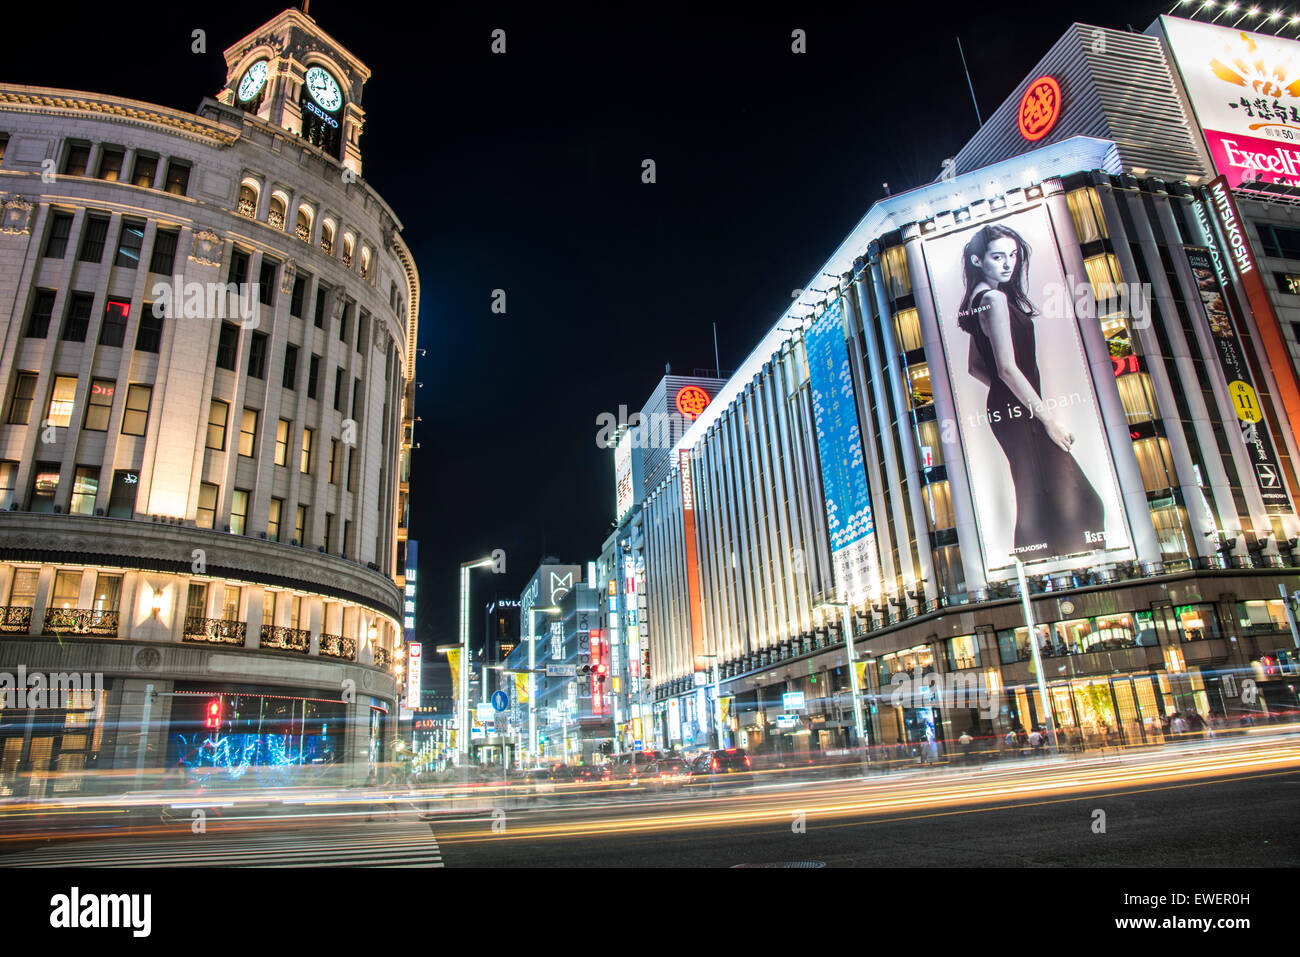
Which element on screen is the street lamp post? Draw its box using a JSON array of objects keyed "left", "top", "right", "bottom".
[
  {"left": 528, "top": 605, "right": 561, "bottom": 766},
  {"left": 698, "top": 655, "right": 724, "bottom": 751},
  {"left": 825, "top": 602, "right": 867, "bottom": 762},
  {"left": 1015, "top": 558, "right": 1060, "bottom": 756},
  {"left": 458, "top": 557, "right": 495, "bottom": 763}
]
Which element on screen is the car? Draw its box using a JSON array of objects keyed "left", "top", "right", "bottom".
[
  {"left": 569, "top": 764, "right": 612, "bottom": 788},
  {"left": 687, "top": 748, "right": 754, "bottom": 789},
  {"left": 609, "top": 751, "right": 661, "bottom": 787},
  {"left": 643, "top": 758, "right": 690, "bottom": 791}
]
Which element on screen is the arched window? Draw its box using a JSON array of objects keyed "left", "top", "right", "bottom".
[
  {"left": 295, "top": 205, "right": 313, "bottom": 243},
  {"left": 237, "top": 181, "right": 259, "bottom": 219},
  {"left": 320, "top": 219, "right": 335, "bottom": 257},
  {"left": 268, "top": 194, "right": 287, "bottom": 231},
  {"left": 342, "top": 233, "right": 355, "bottom": 269},
  {"left": 360, "top": 246, "right": 371, "bottom": 281}
]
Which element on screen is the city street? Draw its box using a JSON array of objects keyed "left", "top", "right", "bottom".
[{"left": 3, "top": 733, "right": 1295, "bottom": 868}]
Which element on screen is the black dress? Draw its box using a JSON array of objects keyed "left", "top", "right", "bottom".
[{"left": 966, "top": 288, "right": 1105, "bottom": 558}]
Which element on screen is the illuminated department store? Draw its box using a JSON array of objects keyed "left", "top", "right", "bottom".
[
  {"left": 0, "top": 8, "right": 419, "bottom": 792},
  {"left": 641, "top": 16, "right": 1300, "bottom": 757}
]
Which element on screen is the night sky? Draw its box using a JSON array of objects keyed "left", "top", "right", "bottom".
[{"left": 9, "top": 1, "right": 1169, "bottom": 699}]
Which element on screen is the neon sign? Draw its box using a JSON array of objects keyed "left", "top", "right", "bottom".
[
  {"left": 1018, "top": 76, "right": 1061, "bottom": 142},
  {"left": 675, "top": 385, "right": 710, "bottom": 420}
]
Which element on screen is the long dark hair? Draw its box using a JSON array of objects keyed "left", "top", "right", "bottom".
[{"left": 956, "top": 224, "right": 1036, "bottom": 334}]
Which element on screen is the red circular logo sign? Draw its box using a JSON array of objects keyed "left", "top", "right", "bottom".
[
  {"left": 675, "top": 385, "right": 711, "bottom": 420},
  {"left": 1018, "top": 76, "right": 1061, "bottom": 142}
]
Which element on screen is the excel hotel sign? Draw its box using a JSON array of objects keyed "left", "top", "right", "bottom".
[{"left": 1161, "top": 15, "right": 1300, "bottom": 189}]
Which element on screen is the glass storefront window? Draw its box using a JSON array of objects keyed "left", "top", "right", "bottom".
[
  {"left": 1051, "top": 618, "right": 1091, "bottom": 656},
  {"left": 996, "top": 625, "right": 1048, "bottom": 664},
  {"left": 1174, "top": 603, "right": 1222, "bottom": 642},
  {"left": 1133, "top": 437, "right": 1176, "bottom": 493},
  {"left": 946, "top": 634, "right": 980, "bottom": 670},
  {"left": 915, "top": 418, "right": 945, "bottom": 469},
  {"left": 1088, "top": 613, "right": 1136, "bottom": 651},
  {"left": 922, "top": 481, "right": 955, "bottom": 530},
  {"left": 906, "top": 362, "right": 933, "bottom": 411},
  {"left": 1116, "top": 373, "right": 1158, "bottom": 424},
  {"left": 7, "top": 569, "right": 39, "bottom": 607},
  {"left": 1135, "top": 611, "right": 1158, "bottom": 647},
  {"left": 878, "top": 644, "right": 934, "bottom": 684},
  {"left": 1066, "top": 186, "right": 1108, "bottom": 244},
  {"left": 1235, "top": 600, "right": 1285, "bottom": 636},
  {"left": 1150, "top": 504, "right": 1191, "bottom": 560}
]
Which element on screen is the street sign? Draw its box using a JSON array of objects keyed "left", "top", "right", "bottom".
[
  {"left": 783, "top": 691, "right": 806, "bottom": 711},
  {"left": 633, "top": 740, "right": 643, "bottom": 751},
  {"left": 476, "top": 703, "right": 495, "bottom": 723},
  {"left": 547, "top": 664, "right": 576, "bottom": 677},
  {"left": 777, "top": 714, "right": 798, "bottom": 729},
  {"left": 493, "top": 715, "right": 507, "bottom": 733},
  {"left": 491, "top": 690, "right": 509, "bottom": 713}
]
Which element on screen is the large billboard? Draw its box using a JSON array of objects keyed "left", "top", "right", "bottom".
[
  {"left": 806, "top": 299, "right": 879, "bottom": 603},
  {"left": 615, "top": 430, "right": 635, "bottom": 522},
  {"left": 1162, "top": 16, "right": 1300, "bottom": 189},
  {"left": 920, "top": 204, "right": 1131, "bottom": 576}
]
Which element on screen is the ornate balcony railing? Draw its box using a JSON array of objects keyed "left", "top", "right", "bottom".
[
  {"left": 261, "top": 624, "right": 310, "bottom": 653},
  {"left": 374, "top": 646, "right": 390, "bottom": 669},
  {"left": 183, "top": 616, "right": 246, "bottom": 646},
  {"left": 295, "top": 221, "right": 310, "bottom": 242},
  {"left": 267, "top": 208, "right": 284, "bottom": 230},
  {"left": 341, "top": 251, "right": 352, "bottom": 268},
  {"left": 321, "top": 237, "right": 333, "bottom": 256},
  {"left": 319, "top": 633, "right": 356, "bottom": 660},
  {"left": 0, "top": 606, "right": 32, "bottom": 634},
  {"left": 236, "top": 197, "right": 256, "bottom": 218},
  {"left": 44, "top": 607, "right": 118, "bottom": 636}
]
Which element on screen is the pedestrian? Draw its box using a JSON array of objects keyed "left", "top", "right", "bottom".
[
  {"left": 1170, "top": 713, "right": 1188, "bottom": 739},
  {"left": 1027, "top": 726, "right": 1043, "bottom": 755},
  {"left": 958, "top": 730, "right": 973, "bottom": 764}
]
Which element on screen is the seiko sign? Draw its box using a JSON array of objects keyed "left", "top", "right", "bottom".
[{"left": 304, "top": 99, "right": 339, "bottom": 128}]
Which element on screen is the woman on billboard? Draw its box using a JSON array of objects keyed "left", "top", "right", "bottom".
[{"left": 956, "top": 223, "right": 1104, "bottom": 558}]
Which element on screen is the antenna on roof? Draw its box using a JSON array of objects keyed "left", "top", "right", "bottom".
[
  {"left": 712, "top": 323, "right": 721, "bottom": 378},
  {"left": 956, "top": 36, "right": 983, "bottom": 127}
]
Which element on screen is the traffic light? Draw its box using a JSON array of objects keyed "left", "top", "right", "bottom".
[{"left": 204, "top": 696, "right": 222, "bottom": 730}]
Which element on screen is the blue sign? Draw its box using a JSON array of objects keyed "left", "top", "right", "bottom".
[
  {"left": 491, "top": 690, "right": 509, "bottom": 713},
  {"left": 806, "top": 299, "right": 878, "bottom": 600},
  {"left": 633, "top": 740, "right": 643, "bottom": 751}
]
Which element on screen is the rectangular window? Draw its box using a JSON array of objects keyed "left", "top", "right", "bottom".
[
  {"left": 206, "top": 399, "right": 229, "bottom": 450},
  {"left": 131, "top": 153, "right": 158, "bottom": 188},
  {"left": 300, "top": 427, "right": 313, "bottom": 473},
  {"left": 275, "top": 418, "right": 290, "bottom": 466},
  {"left": 51, "top": 570, "right": 82, "bottom": 608},
  {"left": 295, "top": 505, "right": 306, "bottom": 545},
  {"left": 339, "top": 302, "right": 351, "bottom": 344},
  {"left": 84, "top": 378, "right": 115, "bottom": 431},
  {"left": 1133, "top": 436, "right": 1176, "bottom": 493},
  {"left": 78, "top": 215, "right": 109, "bottom": 262},
  {"left": 268, "top": 497, "right": 283, "bottom": 541},
  {"left": 8, "top": 373, "right": 38, "bottom": 425},
  {"left": 148, "top": 229, "right": 178, "bottom": 274},
  {"left": 352, "top": 378, "right": 362, "bottom": 419},
  {"left": 26, "top": 289, "right": 56, "bottom": 338},
  {"left": 47, "top": 375, "right": 77, "bottom": 428},
  {"left": 0, "top": 462, "right": 17, "bottom": 510},
  {"left": 307, "top": 354, "right": 320, "bottom": 400},
  {"left": 30, "top": 462, "right": 60, "bottom": 513},
  {"left": 196, "top": 482, "right": 218, "bottom": 529},
  {"left": 1066, "top": 186, "right": 1108, "bottom": 244},
  {"left": 228, "top": 247, "right": 250, "bottom": 286},
  {"left": 323, "top": 513, "right": 334, "bottom": 552},
  {"left": 107, "top": 470, "right": 138, "bottom": 518},
  {"left": 282, "top": 344, "right": 298, "bottom": 390},
  {"left": 186, "top": 583, "right": 208, "bottom": 621},
  {"left": 61, "top": 292, "right": 93, "bottom": 342},
  {"left": 135, "top": 309, "right": 163, "bottom": 352},
  {"left": 69, "top": 466, "right": 98, "bottom": 515},
  {"left": 221, "top": 586, "right": 240, "bottom": 622},
  {"left": 314, "top": 284, "right": 331, "bottom": 328},
  {"left": 290, "top": 275, "right": 307, "bottom": 317},
  {"left": 63, "top": 143, "right": 90, "bottom": 176},
  {"left": 163, "top": 160, "right": 190, "bottom": 196},
  {"left": 329, "top": 439, "right": 339, "bottom": 483},
  {"left": 343, "top": 519, "right": 352, "bottom": 558},
  {"left": 94, "top": 574, "right": 122, "bottom": 613},
  {"left": 216, "top": 322, "right": 239, "bottom": 371},
  {"left": 44, "top": 212, "right": 74, "bottom": 258},
  {"left": 263, "top": 592, "right": 276, "bottom": 628},
  {"left": 258, "top": 259, "right": 277, "bottom": 306},
  {"left": 347, "top": 449, "right": 356, "bottom": 491},
  {"left": 247, "top": 331, "right": 267, "bottom": 378},
  {"left": 357, "top": 311, "right": 369, "bottom": 353},
  {"left": 114, "top": 219, "right": 145, "bottom": 267},
  {"left": 96, "top": 147, "right": 124, "bottom": 181},
  {"left": 333, "top": 367, "right": 344, "bottom": 411},
  {"left": 893, "top": 308, "right": 923, "bottom": 353},
  {"left": 239, "top": 408, "right": 257, "bottom": 456},
  {"left": 230, "top": 489, "right": 249, "bottom": 535},
  {"left": 945, "top": 634, "right": 980, "bottom": 670},
  {"left": 880, "top": 243, "right": 912, "bottom": 298},
  {"left": 121, "top": 384, "right": 151, "bottom": 436},
  {"left": 99, "top": 298, "right": 130, "bottom": 347},
  {"left": 8, "top": 568, "right": 39, "bottom": 607}
]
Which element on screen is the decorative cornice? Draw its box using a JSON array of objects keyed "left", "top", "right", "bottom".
[{"left": 0, "top": 89, "right": 239, "bottom": 147}]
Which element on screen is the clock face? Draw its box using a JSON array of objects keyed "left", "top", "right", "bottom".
[
  {"left": 304, "top": 67, "right": 343, "bottom": 113},
  {"left": 237, "top": 60, "right": 268, "bottom": 102}
]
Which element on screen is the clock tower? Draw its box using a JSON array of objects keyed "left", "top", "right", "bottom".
[{"left": 216, "top": 7, "right": 370, "bottom": 176}]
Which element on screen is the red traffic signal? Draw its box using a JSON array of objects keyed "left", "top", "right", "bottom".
[{"left": 204, "top": 697, "right": 222, "bottom": 730}]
